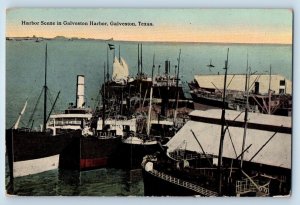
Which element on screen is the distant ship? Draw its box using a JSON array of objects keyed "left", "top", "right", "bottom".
[
  {"left": 189, "top": 73, "right": 292, "bottom": 116},
  {"left": 130, "top": 45, "right": 193, "bottom": 111},
  {"left": 107, "top": 44, "right": 193, "bottom": 113}
]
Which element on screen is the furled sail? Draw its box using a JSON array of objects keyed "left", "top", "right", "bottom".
[
  {"left": 13, "top": 100, "right": 28, "bottom": 129},
  {"left": 112, "top": 56, "right": 129, "bottom": 84},
  {"left": 120, "top": 57, "right": 129, "bottom": 77}
]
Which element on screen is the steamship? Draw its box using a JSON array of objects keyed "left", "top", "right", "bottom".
[
  {"left": 118, "top": 46, "right": 195, "bottom": 169},
  {"left": 189, "top": 73, "right": 292, "bottom": 116},
  {"left": 130, "top": 44, "right": 193, "bottom": 110},
  {"left": 105, "top": 44, "right": 193, "bottom": 116},
  {"left": 6, "top": 45, "right": 82, "bottom": 180},
  {"left": 47, "top": 75, "right": 136, "bottom": 170},
  {"left": 101, "top": 44, "right": 190, "bottom": 169},
  {"left": 101, "top": 47, "right": 159, "bottom": 170}
]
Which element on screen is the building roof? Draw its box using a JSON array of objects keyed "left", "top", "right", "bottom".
[
  {"left": 194, "top": 74, "right": 292, "bottom": 94},
  {"left": 189, "top": 109, "right": 291, "bottom": 129},
  {"left": 167, "top": 109, "right": 291, "bottom": 169}
]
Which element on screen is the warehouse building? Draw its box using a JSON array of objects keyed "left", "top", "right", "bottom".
[{"left": 194, "top": 74, "right": 292, "bottom": 95}]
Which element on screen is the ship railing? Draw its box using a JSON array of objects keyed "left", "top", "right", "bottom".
[
  {"left": 54, "top": 120, "right": 83, "bottom": 126},
  {"left": 169, "top": 154, "right": 199, "bottom": 161},
  {"left": 154, "top": 81, "right": 180, "bottom": 87},
  {"left": 170, "top": 152, "right": 212, "bottom": 161},
  {"left": 236, "top": 178, "right": 269, "bottom": 196},
  {"left": 149, "top": 169, "right": 218, "bottom": 196}
]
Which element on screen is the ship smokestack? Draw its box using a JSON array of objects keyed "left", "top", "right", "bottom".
[
  {"left": 165, "top": 60, "right": 170, "bottom": 74},
  {"left": 76, "top": 75, "right": 85, "bottom": 108}
]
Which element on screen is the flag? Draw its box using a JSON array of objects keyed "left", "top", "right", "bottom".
[{"left": 108, "top": 43, "right": 115, "bottom": 50}]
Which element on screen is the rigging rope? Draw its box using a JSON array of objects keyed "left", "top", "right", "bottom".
[{"left": 27, "top": 87, "right": 44, "bottom": 127}]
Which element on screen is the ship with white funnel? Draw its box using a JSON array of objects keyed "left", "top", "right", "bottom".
[
  {"left": 6, "top": 45, "right": 81, "bottom": 183},
  {"left": 53, "top": 74, "right": 136, "bottom": 170}
]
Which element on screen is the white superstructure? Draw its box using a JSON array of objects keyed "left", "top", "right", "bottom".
[{"left": 47, "top": 75, "right": 92, "bottom": 135}]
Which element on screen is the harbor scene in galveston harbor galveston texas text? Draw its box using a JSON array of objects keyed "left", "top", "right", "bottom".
[{"left": 5, "top": 9, "right": 292, "bottom": 196}]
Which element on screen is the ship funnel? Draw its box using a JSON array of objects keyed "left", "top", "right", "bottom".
[
  {"left": 76, "top": 75, "right": 85, "bottom": 108},
  {"left": 165, "top": 60, "right": 170, "bottom": 74}
]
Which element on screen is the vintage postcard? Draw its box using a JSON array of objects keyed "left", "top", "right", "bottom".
[{"left": 5, "top": 8, "right": 292, "bottom": 196}]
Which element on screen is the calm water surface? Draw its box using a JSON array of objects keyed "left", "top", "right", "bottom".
[{"left": 6, "top": 166, "right": 144, "bottom": 196}]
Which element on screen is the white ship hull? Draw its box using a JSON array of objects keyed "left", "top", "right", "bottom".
[{"left": 13, "top": 154, "right": 59, "bottom": 178}]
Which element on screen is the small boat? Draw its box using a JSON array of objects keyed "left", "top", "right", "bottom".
[{"left": 120, "top": 132, "right": 159, "bottom": 169}]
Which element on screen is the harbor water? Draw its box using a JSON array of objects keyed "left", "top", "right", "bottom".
[
  {"left": 5, "top": 39, "right": 292, "bottom": 196},
  {"left": 5, "top": 158, "right": 144, "bottom": 196}
]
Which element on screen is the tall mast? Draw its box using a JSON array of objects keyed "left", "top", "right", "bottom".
[
  {"left": 138, "top": 44, "right": 142, "bottom": 110},
  {"left": 46, "top": 91, "right": 60, "bottom": 123},
  {"left": 102, "top": 62, "right": 106, "bottom": 129},
  {"left": 268, "top": 65, "right": 272, "bottom": 114},
  {"left": 147, "top": 54, "right": 155, "bottom": 136},
  {"left": 119, "top": 45, "right": 121, "bottom": 63},
  {"left": 43, "top": 44, "right": 48, "bottom": 132},
  {"left": 106, "top": 45, "right": 109, "bottom": 82},
  {"left": 217, "top": 48, "right": 229, "bottom": 196},
  {"left": 113, "top": 47, "right": 116, "bottom": 62},
  {"left": 269, "top": 64, "right": 272, "bottom": 92},
  {"left": 141, "top": 44, "right": 143, "bottom": 74},
  {"left": 244, "top": 55, "right": 248, "bottom": 92},
  {"left": 241, "top": 53, "right": 250, "bottom": 168},
  {"left": 138, "top": 44, "right": 140, "bottom": 75},
  {"left": 173, "top": 49, "right": 181, "bottom": 124}
]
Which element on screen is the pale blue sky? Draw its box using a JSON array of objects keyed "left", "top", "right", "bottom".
[{"left": 6, "top": 8, "right": 293, "bottom": 44}]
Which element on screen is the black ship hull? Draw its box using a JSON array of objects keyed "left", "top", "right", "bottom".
[
  {"left": 117, "top": 141, "right": 160, "bottom": 169},
  {"left": 142, "top": 168, "right": 203, "bottom": 196},
  {"left": 104, "top": 79, "right": 190, "bottom": 114},
  {"left": 59, "top": 135, "right": 122, "bottom": 171},
  {"left": 190, "top": 92, "right": 229, "bottom": 109},
  {"left": 127, "top": 79, "right": 186, "bottom": 100},
  {"left": 142, "top": 154, "right": 291, "bottom": 197},
  {"left": 6, "top": 129, "right": 82, "bottom": 178}
]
